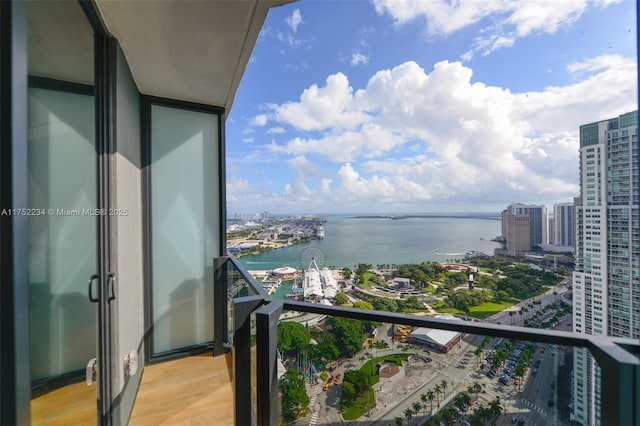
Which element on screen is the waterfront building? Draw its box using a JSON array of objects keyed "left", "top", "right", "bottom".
[
  {"left": 505, "top": 203, "right": 548, "bottom": 248},
  {"left": 505, "top": 213, "right": 531, "bottom": 255},
  {"left": 572, "top": 111, "right": 639, "bottom": 425},
  {"left": 553, "top": 202, "right": 576, "bottom": 249}
]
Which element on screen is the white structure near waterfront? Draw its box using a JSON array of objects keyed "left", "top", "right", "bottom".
[{"left": 303, "top": 259, "right": 339, "bottom": 300}]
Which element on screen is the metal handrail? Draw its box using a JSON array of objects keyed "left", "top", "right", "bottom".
[{"left": 224, "top": 263, "right": 640, "bottom": 425}]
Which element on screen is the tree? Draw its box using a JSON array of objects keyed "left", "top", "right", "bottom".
[
  {"left": 341, "top": 381, "right": 356, "bottom": 401},
  {"left": 404, "top": 408, "right": 413, "bottom": 423},
  {"left": 331, "top": 316, "right": 365, "bottom": 355},
  {"left": 343, "top": 369, "right": 370, "bottom": 396},
  {"left": 313, "top": 332, "right": 340, "bottom": 361},
  {"left": 279, "top": 369, "right": 309, "bottom": 421},
  {"left": 342, "top": 267, "right": 352, "bottom": 280},
  {"left": 334, "top": 292, "right": 349, "bottom": 305},
  {"left": 495, "top": 290, "right": 510, "bottom": 301},
  {"left": 278, "top": 321, "right": 311, "bottom": 355},
  {"left": 434, "top": 384, "right": 442, "bottom": 407},
  {"left": 474, "top": 346, "right": 483, "bottom": 366},
  {"left": 440, "top": 379, "right": 449, "bottom": 399},
  {"left": 395, "top": 417, "right": 404, "bottom": 426},
  {"left": 412, "top": 401, "right": 422, "bottom": 418},
  {"left": 420, "top": 393, "right": 428, "bottom": 415},
  {"left": 353, "top": 300, "right": 374, "bottom": 310},
  {"left": 468, "top": 382, "right": 482, "bottom": 402},
  {"left": 372, "top": 297, "right": 399, "bottom": 312},
  {"left": 454, "top": 392, "right": 471, "bottom": 410},
  {"left": 489, "top": 397, "right": 503, "bottom": 419},
  {"left": 427, "top": 389, "right": 436, "bottom": 412},
  {"left": 441, "top": 406, "right": 458, "bottom": 425}
]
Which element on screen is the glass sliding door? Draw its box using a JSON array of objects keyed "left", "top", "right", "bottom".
[
  {"left": 27, "top": 86, "right": 98, "bottom": 423},
  {"left": 26, "top": 1, "right": 100, "bottom": 424},
  {"left": 148, "top": 103, "right": 221, "bottom": 357}
]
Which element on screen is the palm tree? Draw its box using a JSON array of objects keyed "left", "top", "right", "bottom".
[
  {"left": 427, "top": 389, "right": 436, "bottom": 412},
  {"left": 468, "top": 381, "right": 482, "bottom": 402},
  {"left": 474, "top": 346, "right": 483, "bottom": 366},
  {"left": 413, "top": 401, "right": 422, "bottom": 419},
  {"left": 420, "top": 393, "right": 428, "bottom": 415},
  {"left": 434, "top": 384, "right": 442, "bottom": 407},
  {"left": 394, "top": 416, "right": 404, "bottom": 426},
  {"left": 489, "top": 397, "right": 503, "bottom": 420},
  {"left": 441, "top": 379, "right": 449, "bottom": 399},
  {"left": 404, "top": 407, "right": 413, "bottom": 423},
  {"left": 443, "top": 406, "right": 460, "bottom": 425},
  {"left": 454, "top": 392, "right": 471, "bottom": 411}
]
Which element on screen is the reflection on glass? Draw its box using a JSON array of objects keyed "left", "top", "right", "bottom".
[
  {"left": 276, "top": 315, "right": 585, "bottom": 426},
  {"left": 150, "top": 105, "right": 218, "bottom": 355},
  {"left": 28, "top": 87, "right": 96, "bottom": 424}
]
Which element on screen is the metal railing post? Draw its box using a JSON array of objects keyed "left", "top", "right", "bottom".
[
  {"left": 256, "top": 300, "right": 284, "bottom": 426},
  {"left": 590, "top": 337, "right": 640, "bottom": 426},
  {"left": 213, "top": 256, "right": 229, "bottom": 356}
]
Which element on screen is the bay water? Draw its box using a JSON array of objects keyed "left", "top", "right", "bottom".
[{"left": 237, "top": 213, "right": 502, "bottom": 271}]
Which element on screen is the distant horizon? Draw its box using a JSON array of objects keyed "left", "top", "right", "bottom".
[{"left": 227, "top": 208, "right": 566, "bottom": 219}]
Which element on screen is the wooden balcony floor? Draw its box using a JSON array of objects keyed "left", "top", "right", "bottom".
[
  {"left": 30, "top": 353, "right": 234, "bottom": 426},
  {"left": 129, "top": 352, "right": 234, "bottom": 426}
]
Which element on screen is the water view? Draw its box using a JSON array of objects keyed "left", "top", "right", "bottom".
[{"left": 237, "top": 213, "right": 503, "bottom": 271}]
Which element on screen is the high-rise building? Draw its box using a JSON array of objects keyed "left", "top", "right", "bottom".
[
  {"left": 573, "top": 111, "right": 639, "bottom": 425},
  {"left": 505, "top": 213, "right": 531, "bottom": 255},
  {"left": 503, "top": 203, "right": 548, "bottom": 250},
  {"left": 552, "top": 202, "right": 576, "bottom": 248}
]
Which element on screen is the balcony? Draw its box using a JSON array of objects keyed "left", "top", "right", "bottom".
[{"left": 218, "top": 256, "right": 640, "bottom": 426}]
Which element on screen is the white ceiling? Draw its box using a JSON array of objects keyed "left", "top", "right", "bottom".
[
  {"left": 27, "top": 0, "right": 292, "bottom": 112},
  {"left": 96, "top": 0, "right": 292, "bottom": 111},
  {"left": 27, "top": 1, "right": 95, "bottom": 85}
]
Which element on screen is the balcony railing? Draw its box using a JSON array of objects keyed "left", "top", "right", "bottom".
[{"left": 215, "top": 257, "right": 640, "bottom": 426}]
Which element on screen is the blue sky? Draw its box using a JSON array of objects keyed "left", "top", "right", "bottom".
[{"left": 226, "top": 0, "right": 637, "bottom": 215}]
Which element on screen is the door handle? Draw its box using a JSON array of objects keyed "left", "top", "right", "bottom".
[
  {"left": 88, "top": 274, "right": 99, "bottom": 302},
  {"left": 107, "top": 272, "right": 116, "bottom": 302}
]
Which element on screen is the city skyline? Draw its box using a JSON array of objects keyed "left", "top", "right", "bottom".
[{"left": 226, "top": 0, "right": 637, "bottom": 215}]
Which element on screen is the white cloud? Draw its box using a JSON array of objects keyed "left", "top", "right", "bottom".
[
  {"left": 260, "top": 54, "right": 635, "bottom": 209},
  {"left": 373, "top": 0, "right": 620, "bottom": 59},
  {"left": 320, "top": 178, "right": 332, "bottom": 193},
  {"left": 286, "top": 9, "right": 303, "bottom": 33},
  {"left": 266, "top": 127, "right": 286, "bottom": 134},
  {"left": 251, "top": 114, "right": 269, "bottom": 126},
  {"left": 270, "top": 72, "right": 371, "bottom": 131},
  {"left": 351, "top": 52, "right": 369, "bottom": 66}
]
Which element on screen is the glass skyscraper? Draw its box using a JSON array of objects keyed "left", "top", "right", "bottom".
[{"left": 573, "top": 111, "right": 639, "bottom": 425}]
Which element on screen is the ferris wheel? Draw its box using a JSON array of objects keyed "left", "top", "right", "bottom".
[{"left": 299, "top": 246, "right": 326, "bottom": 271}]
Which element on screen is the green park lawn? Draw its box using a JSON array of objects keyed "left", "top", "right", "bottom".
[
  {"left": 468, "top": 300, "right": 515, "bottom": 319},
  {"left": 341, "top": 390, "right": 375, "bottom": 420},
  {"left": 360, "top": 272, "right": 374, "bottom": 288}
]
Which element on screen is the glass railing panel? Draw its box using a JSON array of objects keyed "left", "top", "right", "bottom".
[
  {"left": 225, "top": 257, "right": 267, "bottom": 349},
  {"left": 274, "top": 311, "right": 599, "bottom": 426},
  {"left": 250, "top": 311, "right": 258, "bottom": 417}
]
